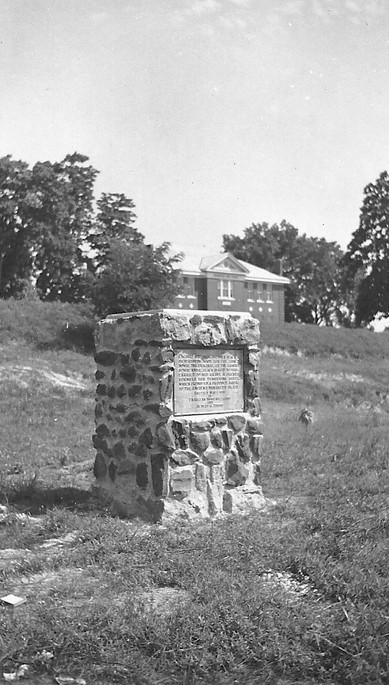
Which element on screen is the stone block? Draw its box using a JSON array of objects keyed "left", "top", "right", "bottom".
[
  {"left": 221, "top": 428, "right": 233, "bottom": 448},
  {"left": 171, "top": 419, "right": 190, "bottom": 449},
  {"left": 156, "top": 423, "right": 175, "bottom": 449},
  {"left": 203, "top": 447, "right": 224, "bottom": 465},
  {"left": 190, "top": 431, "right": 210, "bottom": 453},
  {"left": 108, "top": 461, "right": 117, "bottom": 482},
  {"left": 251, "top": 434, "right": 263, "bottom": 461},
  {"left": 112, "top": 442, "right": 126, "bottom": 460},
  {"left": 246, "top": 417, "right": 263, "bottom": 434},
  {"left": 235, "top": 433, "right": 251, "bottom": 462},
  {"left": 210, "top": 429, "right": 223, "bottom": 448},
  {"left": 151, "top": 453, "right": 166, "bottom": 497},
  {"left": 93, "top": 453, "right": 107, "bottom": 479},
  {"left": 139, "top": 427, "right": 154, "bottom": 448},
  {"left": 136, "top": 463, "right": 148, "bottom": 489},
  {"left": 170, "top": 466, "right": 193, "bottom": 495},
  {"left": 117, "top": 459, "right": 135, "bottom": 476},
  {"left": 171, "top": 449, "right": 199, "bottom": 466},
  {"left": 195, "top": 462, "right": 207, "bottom": 493},
  {"left": 228, "top": 414, "right": 246, "bottom": 431},
  {"left": 95, "top": 351, "right": 119, "bottom": 366}
]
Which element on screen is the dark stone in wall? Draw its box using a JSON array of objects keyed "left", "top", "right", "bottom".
[
  {"left": 113, "top": 442, "right": 126, "bottom": 460},
  {"left": 95, "top": 351, "right": 119, "bottom": 366},
  {"left": 210, "top": 429, "right": 223, "bottom": 448},
  {"left": 117, "top": 459, "right": 135, "bottom": 475},
  {"left": 131, "top": 348, "right": 141, "bottom": 361},
  {"left": 95, "top": 370, "right": 105, "bottom": 381},
  {"left": 96, "top": 384, "right": 107, "bottom": 396},
  {"left": 143, "top": 389, "right": 154, "bottom": 401},
  {"left": 92, "top": 434, "right": 105, "bottom": 450},
  {"left": 128, "top": 385, "right": 142, "bottom": 397},
  {"left": 134, "top": 444, "right": 148, "bottom": 458},
  {"left": 108, "top": 461, "right": 117, "bottom": 482},
  {"left": 107, "top": 386, "right": 116, "bottom": 398},
  {"left": 120, "top": 365, "right": 137, "bottom": 383},
  {"left": 139, "top": 427, "right": 154, "bottom": 448},
  {"left": 96, "top": 423, "right": 110, "bottom": 438},
  {"left": 235, "top": 433, "right": 251, "bottom": 462},
  {"left": 136, "top": 463, "right": 148, "bottom": 489},
  {"left": 191, "top": 431, "right": 210, "bottom": 453},
  {"left": 95, "top": 404, "right": 103, "bottom": 419},
  {"left": 93, "top": 453, "right": 107, "bottom": 478},
  {"left": 151, "top": 453, "right": 165, "bottom": 497},
  {"left": 171, "top": 420, "right": 190, "bottom": 449},
  {"left": 221, "top": 428, "right": 233, "bottom": 448},
  {"left": 116, "top": 403, "right": 127, "bottom": 413},
  {"left": 117, "top": 385, "right": 127, "bottom": 398},
  {"left": 228, "top": 414, "right": 246, "bottom": 431}
]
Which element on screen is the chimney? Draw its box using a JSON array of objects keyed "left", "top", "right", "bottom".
[{"left": 275, "top": 258, "right": 283, "bottom": 276}]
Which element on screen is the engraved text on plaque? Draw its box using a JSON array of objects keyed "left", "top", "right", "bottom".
[{"left": 174, "top": 349, "right": 244, "bottom": 415}]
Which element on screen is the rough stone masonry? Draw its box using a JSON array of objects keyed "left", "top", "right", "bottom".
[{"left": 93, "top": 309, "right": 266, "bottom": 522}]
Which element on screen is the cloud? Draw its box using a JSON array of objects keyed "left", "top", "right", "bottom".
[
  {"left": 229, "top": 0, "right": 251, "bottom": 6},
  {"left": 187, "top": 0, "right": 221, "bottom": 16},
  {"left": 279, "top": 0, "right": 305, "bottom": 15}
]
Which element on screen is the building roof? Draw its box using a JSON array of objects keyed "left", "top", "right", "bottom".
[{"left": 176, "top": 249, "right": 290, "bottom": 285}]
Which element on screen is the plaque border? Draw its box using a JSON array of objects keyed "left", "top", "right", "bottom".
[{"left": 173, "top": 347, "right": 245, "bottom": 416}]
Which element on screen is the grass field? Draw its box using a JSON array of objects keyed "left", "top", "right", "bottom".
[{"left": 0, "top": 301, "right": 388, "bottom": 684}]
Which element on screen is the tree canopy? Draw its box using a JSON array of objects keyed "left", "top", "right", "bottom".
[
  {"left": 224, "top": 221, "right": 346, "bottom": 325},
  {"left": 342, "top": 171, "right": 389, "bottom": 326},
  {"left": 0, "top": 153, "right": 180, "bottom": 315}
]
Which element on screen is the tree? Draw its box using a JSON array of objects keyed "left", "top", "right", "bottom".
[
  {"left": 90, "top": 238, "right": 182, "bottom": 317},
  {"left": 88, "top": 192, "right": 140, "bottom": 272},
  {"left": 342, "top": 171, "right": 389, "bottom": 326},
  {"left": 223, "top": 221, "right": 346, "bottom": 325},
  {"left": 31, "top": 153, "right": 98, "bottom": 302},
  {"left": 0, "top": 156, "right": 35, "bottom": 296}
]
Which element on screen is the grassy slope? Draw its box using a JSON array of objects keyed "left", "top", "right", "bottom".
[{"left": 0, "top": 302, "right": 388, "bottom": 684}]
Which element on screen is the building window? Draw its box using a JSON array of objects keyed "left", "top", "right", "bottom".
[
  {"left": 218, "top": 279, "right": 234, "bottom": 299},
  {"left": 247, "top": 282, "right": 255, "bottom": 300},
  {"left": 183, "top": 276, "right": 195, "bottom": 298},
  {"left": 257, "top": 283, "right": 273, "bottom": 303}
]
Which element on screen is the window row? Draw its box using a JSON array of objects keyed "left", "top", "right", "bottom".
[
  {"left": 245, "top": 281, "right": 273, "bottom": 303},
  {"left": 177, "top": 277, "right": 273, "bottom": 303}
]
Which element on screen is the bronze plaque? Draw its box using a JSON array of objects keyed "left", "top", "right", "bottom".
[{"left": 174, "top": 349, "right": 244, "bottom": 415}]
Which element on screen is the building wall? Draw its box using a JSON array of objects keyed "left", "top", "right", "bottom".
[{"left": 173, "top": 274, "right": 286, "bottom": 322}]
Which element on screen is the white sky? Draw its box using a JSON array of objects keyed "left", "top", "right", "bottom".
[{"left": 1, "top": 0, "right": 388, "bottom": 254}]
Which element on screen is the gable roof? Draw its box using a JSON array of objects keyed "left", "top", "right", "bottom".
[
  {"left": 199, "top": 253, "right": 249, "bottom": 274},
  {"left": 177, "top": 249, "right": 290, "bottom": 285}
]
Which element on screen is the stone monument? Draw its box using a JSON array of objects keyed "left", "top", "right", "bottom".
[{"left": 93, "top": 309, "right": 266, "bottom": 521}]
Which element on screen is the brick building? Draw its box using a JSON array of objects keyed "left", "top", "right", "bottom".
[{"left": 172, "top": 251, "right": 290, "bottom": 323}]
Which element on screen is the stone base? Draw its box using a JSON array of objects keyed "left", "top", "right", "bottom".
[{"left": 95, "top": 480, "right": 268, "bottom": 523}]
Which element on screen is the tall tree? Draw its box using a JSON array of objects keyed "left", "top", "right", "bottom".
[
  {"left": 31, "top": 153, "right": 98, "bottom": 301},
  {"left": 0, "top": 156, "right": 36, "bottom": 296},
  {"left": 88, "top": 192, "right": 140, "bottom": 272},
  {"left": 342, "top": 171, "right": 389, "bottom": 326},
  {"left": 224, "top": 221, "right": 346, "bottom": 325}
]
